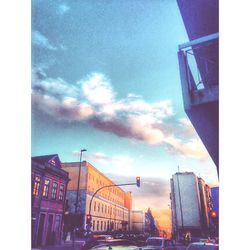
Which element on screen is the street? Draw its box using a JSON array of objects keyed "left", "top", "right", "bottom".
[{"left": 32, "top": 240, "right": 188, "bottom": 250}]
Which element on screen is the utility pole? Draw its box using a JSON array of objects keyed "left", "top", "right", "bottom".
[{"left": 72, "top": 149, "right": 86, "bottom": 247}]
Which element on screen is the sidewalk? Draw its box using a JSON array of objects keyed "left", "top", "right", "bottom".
[{"left": 32, "top": 240, "right": 84, "bottom": 250}]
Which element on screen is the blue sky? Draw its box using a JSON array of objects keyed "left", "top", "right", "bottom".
[{"left": 31, "top": 0, "right": 218, "bottom": 228}]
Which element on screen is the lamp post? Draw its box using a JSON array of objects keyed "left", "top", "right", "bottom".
[
  {"left": 72, "top": 149, "right": 86, "bottom": 247},
  {"left": 75, "top": 149, "right": 87, "bottom": 214}
]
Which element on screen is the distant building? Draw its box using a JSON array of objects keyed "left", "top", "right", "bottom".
[
  {"left": 61, "top": 161, "right": 132, "bottom": 233},
  {"left": 170, "top": 172, "right": 212, "bottom": 240},
  {"left": 131, "top": 210, "right": 145, "bottom": 233},
  {"left": 32, "top": 154, "right": 69, "bottom": 248},
  {"left": 145, "top": 208, "right": 158, "bottom": 236}
]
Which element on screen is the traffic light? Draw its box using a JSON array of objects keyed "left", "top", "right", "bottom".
[
  {"left": 210, "top": 210, "right": 217, "bottom": 218},
  {"left": 86, "top": 214, "right": 92, "bottom": 225},
  {"left": 210, "top": 210, "right": 218, "bottom": 226},
  {"left": 136, "top": 176, "right": 140, "bottom": 187}
]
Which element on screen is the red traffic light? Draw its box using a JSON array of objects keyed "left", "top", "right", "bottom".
[
  {"left": 210, "top": 210, "right": 217, "bottom": 218},
  {"left": 86, "top": 214, "right": 92, "bottom": 224},
  {"left": 136, "top": 176, "right": 140, "bottom": 187}
]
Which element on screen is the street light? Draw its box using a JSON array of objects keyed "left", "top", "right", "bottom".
[{"left": 75, "top": 149, "right": 87, "bottom": 214}]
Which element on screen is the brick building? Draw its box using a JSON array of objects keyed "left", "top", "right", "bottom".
[{"left": 32, "top": 154, "right": 69, "bottom": 247}]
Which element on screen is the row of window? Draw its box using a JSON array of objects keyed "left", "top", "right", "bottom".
[
  {"left": 88, "top": 185, "right": 123, "bottom": 206},
  {"left": 33, "top": 176, "right": 64, "bottom": 201},
  {"left": 92, "top": 219, "right": 122, "bottom": 232},
  {"left": 93, "top": 201, "right": 127, "bottom": 218},
  {"left": 88, "top": 173, "right": 124, "bottom": 199}
]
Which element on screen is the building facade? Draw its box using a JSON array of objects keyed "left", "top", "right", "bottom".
[
  {"left": 32, "top": 154, "right": 69, "bottom": 247},
  {"left": 170, "top": 172, "right": 212, "bottom": 240},
  {"left": 131, "top": 210, "right": 145, "bottom": 233},
  {"left": 210, "top": 186, "right": 219, "bottom": 237},
  {"left": 61, "top": 161, "right": 132, "bottom": 233}
]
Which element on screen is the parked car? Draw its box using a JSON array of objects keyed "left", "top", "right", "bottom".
[
  {"left": 143, "top": 237, "right": 168, "bottom": 250},
  {"left": 186, "top": 242, "right": 219, "bottom": 250}
]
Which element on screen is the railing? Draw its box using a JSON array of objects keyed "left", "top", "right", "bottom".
[{"left": 178, "top": 32, "right": 219, "bottom": 92}]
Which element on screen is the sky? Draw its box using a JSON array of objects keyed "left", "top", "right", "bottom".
[{"left": 31, "top": 0, "right": 218, "bottom": 231}]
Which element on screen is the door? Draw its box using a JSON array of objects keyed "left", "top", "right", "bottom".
[
  {"left": 37, "top": 213, "right": 45, "bottom": 246},
  {"left": 46, "top": 214, "right": 54, "bottom": 245}
]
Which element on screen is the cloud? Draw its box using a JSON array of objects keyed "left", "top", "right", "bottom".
[
  {"left": 32, "top": 91, "right": 94, "bottom": 121},
  {"left": 81, "top": 73, "right": 115, "bottom": 105},
  {"left": 32, "top": 30, "right": 57, "bottom": 50},
  {"left": 58, "top": 3, "right": 70, "bottom": 15},
  {"left": 32, "top": 71, "right": 209, "bottom": 159},
  {"left": 165, "top": 136, "right": 209, "bottom": 159},
  {"left": 32, "top": 71, "right": 78, "bottom": 99},
  {"left": 74, "top": 152, "right": 134, "bottom": 176}
]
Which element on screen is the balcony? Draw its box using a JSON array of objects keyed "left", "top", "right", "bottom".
[{"left": 178, "top": 33, "right": 219, "bottom": 173}]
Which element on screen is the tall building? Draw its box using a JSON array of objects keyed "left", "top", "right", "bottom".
[
  {"left": 170, "top": 172, "right": 212, "bottom": 240},
  {"left": 32, "top": 154, "right": 69, "bottom": 247},
  {"left": 61, "top": 161, "right": 132, "bottom": 233},
  {"left": 177, "top": 0, "right": 219, "bottom": 174}
]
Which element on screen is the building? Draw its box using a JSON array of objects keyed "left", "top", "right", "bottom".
[
  {"left": 177, "top": 0, "right": 219, "bottom": 174},
  {"left": 61, "top": 161, "right": 132, "bottom": 233},
  {"left": 144, "top": 208, "right": 158, "bottom": 236},
  {"left": 210, "top": 187, "right": 219, "bottom": 237},
  {"left": 170, "top": 172, "right": 212, "bottom": 240},
  {"left": 32, "top": 154, "right": 69, "bottom": 247},
  {"left": 131, "top": 210, "right": 145, "bottom": 233},
  {"left": 211, "top": 187, "right": 219, "bottom": 216}
]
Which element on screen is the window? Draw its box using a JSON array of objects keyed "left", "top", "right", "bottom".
[
  {"left": 42, "top": 179, "right": 50, "bottom": 198},
  {"left": 93, "top": 220, "right": 95, "bottom": 231},
  {"left": 51, "top": 182, "right": 58, "bottom": 200},
  {"left": 59, "top": 184, "right": 64, "bottom": 201},
  {"left": 97, "top": 221, "right": 99, "bottom": 231},
  {"left": 33, "top": 176, "right": 41, "bottom": 196},
  {"left": 94, "top": 201, "right": 96, "bottom": 211},
  {"left": 105, "top": 205, "right": 107, "bottom": 214},
  {"left": 101, "top": 221, "right": 103, "bottom": 231},
  {"left": 101, "top": 204, "right": 103, "bottom": 213},
  {"left": 98, "top": 203, "right": 100, "bottom": 212}
]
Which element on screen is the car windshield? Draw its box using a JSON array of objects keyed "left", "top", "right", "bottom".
[{"left": 146, "top": 239, "right": 162, "bottom": 246}]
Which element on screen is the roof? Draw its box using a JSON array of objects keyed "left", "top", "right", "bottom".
[{"left": 32, "top": 154, "right": 61, "bottom": 168}]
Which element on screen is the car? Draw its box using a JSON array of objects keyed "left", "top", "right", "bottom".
[
  {"left": 93, "top": 234, "right": 114, "bottom": 241},
  {"left": 81, "top": 235, "right": 114, "bottom": 249},
  {"left": 90, "top": 239, "right": 138, "bottom": 249},
  {"left": 186, "top": 242, "right": 219, "bottom": 250},
  {"left": 143, "top": 237, "right": 169, "bottom": 250}
]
